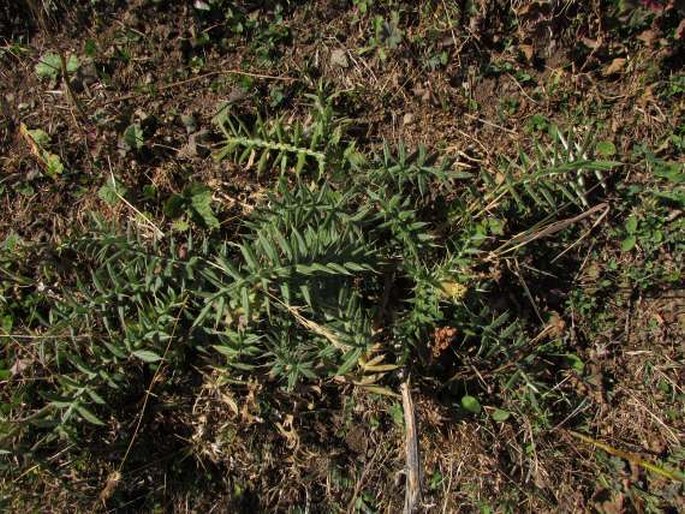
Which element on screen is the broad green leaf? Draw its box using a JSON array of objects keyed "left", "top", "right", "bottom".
[
  {"left": 164, "top": 194, "right": 187, "bottom": 217},
  {"left": 27, "top": 128, "right": 50, "bottom": 146},
  {"left": 35, "top": 52, "right": 61, "bottom": 80},
  {"left": 44, "top": 152, "right": 64, "bottom": 177},
  {"left": 652, "top": 190, "right": 685, "bottom": 206},
  {"left": 596, "top": 141, "right": 616, "bottom": 158},
  {"left": 491, "top": 408, "right": 511, "bottom": 422},
  {"left": 122, "top": 123, "right": 144, "bottom": 151},
  {"left": 172, "top": 218, "right": 190, "bottom": 231},
  {"left": 563, "top": 353, "right": 585, "bottom": 373},
  {"left": 621, "top": 235, "right": 637, "bottom": 252},
  {"left": 460, "top": 395, "right": 481, "bottom": 414},
  {"left": 66, "top": 54, "right": 80, "bottom": 73},
  {"left": 190, "top": 188, "right": 220, "bottom": 229},
  {"left": 1, "top": 313, "right": 14, "bottom": 332},
  {"left": 389, "top": 402, "right": 404, "bottom": 428},
  {"left": 625, "top": 215, "right": 638, "bottom": 234},
  {"left": 652, "top": 161, "right": 684, "bottom": 183}
]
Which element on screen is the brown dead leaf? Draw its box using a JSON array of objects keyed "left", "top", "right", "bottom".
[
  {"left": 519, "top": 44, "right": 535, "bottom": 62},
  {"left": 18, "top": 123, "right": 49, "bottom": 172},
  {"left": 412, "top": 81, "right": 433, "bottom": 103},
  {"left": 595, "top": 491, "right": 625, "bottom": 514},
  {"left": 99, "top": 470, "right": 122, "bottom": 504},
  {"left": 676, "top": 18, "right": 685, "bottom": 40},
  {"left": 603, "top": 57, "right": 627, "bottom": 76},
  {"left": 548, "top": 311, "right": 566, "bottom": 338},
  {"left": 344, "top": 425, "right": 367, "bottom": 454},
  {"left": 582, "top": 37, "right": 601, "bottom": 49},
  {"left": 430, "top": 326, "right": 458, "bottom": 358},
  {"left": 637, "top": 29, "right": 659, "bottom": 46},
  {"left": 515, "top": 1, "right": 551, "bottom": 21},
  {"left": 330, "top": 48, "right": 349, "bottom": 68},
  {"left": 275, "top": 414, "right": 300, "bottom": 450},
  {"left": 10, "top": 358, "right": 31, "bottom": 376}
]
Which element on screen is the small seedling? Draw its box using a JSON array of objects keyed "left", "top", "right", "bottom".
[
  {"left": 35, "top": 52, "right": 79, "bottom": 83},
  {"left": 164, "top": 183, "right": 220, "bottom": 229},
  {"left": 621, "top": 214, "right": 639, "bottom": 251},
  {"left": 20, "top": 125, "right": 65, "bottom": 178},
  {"left": 98, "top": 176, "right": 128, "bottom": 206},
  {"left": 119, "top": 123, "right": 145, "bottom": 154},
  {"left": 363, "top": 11, "right": 403, "bottom": 60}
]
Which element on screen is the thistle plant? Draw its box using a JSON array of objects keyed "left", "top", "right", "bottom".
[
  {"left": 0, "top": 85, "right": 618, "bottom": 443},
  {"left": 213, "top": 85, "right": 364, "bottom": 178}
]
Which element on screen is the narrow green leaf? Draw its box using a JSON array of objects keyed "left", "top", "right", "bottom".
[
  {"left": 132, "top": 350, "right": 163, "bottom": 362},
  {"left": 213, "top": 344, "right": 238, "bottom": 358},
  {"left": 300, "top": 284, "right": 313, "bottom": 306},
  {"left": 240, "top": 244, "right": 258, "bottom": 269},
  {"left": 241, "top": 287, "right": 251, "bottom": 321},
  {"left": 86, "top": 389, "right": 107, "bottom": 405},
  {"left": 75, "top": 404, "right": 106, "bottom": 426},
  {"left": 336, "top": 348, "right": 361, "bottom": 376}
]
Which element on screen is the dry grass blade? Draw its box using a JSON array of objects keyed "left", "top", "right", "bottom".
[
  {"left": 115, "top": 295, "right": 188, "bottom": 477},
  {"left": 18, "top": 122, "right": 49, "bottom": 172},
  {"left": 106, "top": 164, "right": 165, "bottom": 239},
  {"left": 101, "top": 69, "right": 297, "bottom": 106},
  {"left": 268, "top": 291, "right": 352, "bottom": 351},
  {"left": 568, "top": 431, "right": 685, "bottom": 482},
  {"left": 494, "top": 202, "right": 609, "bottom": 257}
]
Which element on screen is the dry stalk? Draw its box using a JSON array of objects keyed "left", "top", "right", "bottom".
[{"left": 401, "top": 377, "right": 422, "bottom": 513}]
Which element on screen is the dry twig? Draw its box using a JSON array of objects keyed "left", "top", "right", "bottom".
[{"left": 401, "top": 377, "right": 422, "bottom": 513}]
